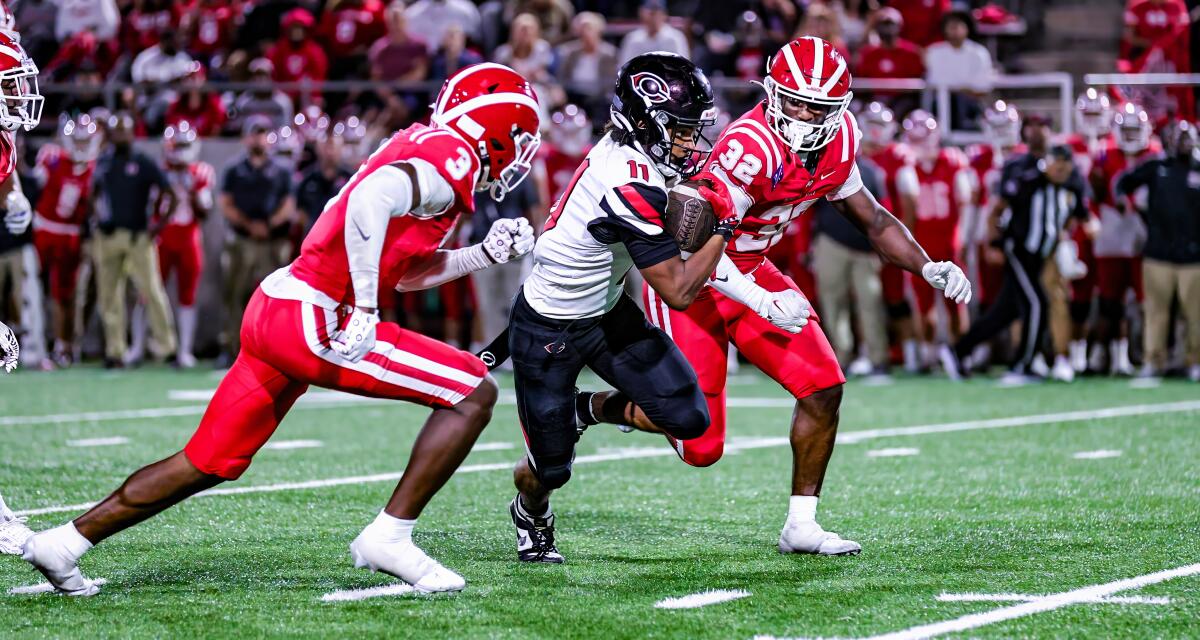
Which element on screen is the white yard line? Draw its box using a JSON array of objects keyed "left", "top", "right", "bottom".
[
  {"left": 935, "top": 592, "right": 1170, "bottom": 605},
  {"left": 654, "top": 589, "right": 751, "bottom": 609},
  {"left": 262, "top": 440, "right": 324, "bottom": 451},
  {"left": 13, "top": 400, "right": 1200, "bottom": 518},
  {"left": 321, "top": 583, "right": 416, "bottom": 602},
  {"left": 9, "top": 578, "right": 108, "bottom": 595},
  {"left": 866, "top": 448, "right": 919, "bottom": 458},
  {"left": 471, "top": 442, "right": 515, "bottom": 452},
  {"left": 1073, "top": 449, "right": 1123, "bottom": 460},
  {"left": 66, "top": 436, "right": 129, "bottom": 448}
]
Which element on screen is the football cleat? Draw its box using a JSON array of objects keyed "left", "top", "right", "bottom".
[
  {"left": 779, "top": 521, "right": 861, "bottom": 556},
  {"left": 509, "top": 496, "right": 564, "bottom": 564},
  {"left": 349, "top": 532, "right": 465, "bottom": 593},
  {"left": 1051, "top": 355, "right": 1075, "bottom": 383},
  {"left": 0, "top": 513, "right": 33, "bottom": 556},
  {"left": 939, "top": 344, "right": 966, "bottom": 381},
  {"left": 20, "top": 532, "right": 100, "bottom": 596}
]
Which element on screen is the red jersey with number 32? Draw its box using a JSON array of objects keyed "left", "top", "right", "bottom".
[
  {"left": 697, "top": 102, "right": 862, "bottom": 270},
  {"left": 289, "top": 123, "right": 479, "bottom": 306}
]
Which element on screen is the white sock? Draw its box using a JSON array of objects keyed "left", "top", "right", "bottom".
[
  {"left": 366, "top": 511, "right": 415, "bottom": 544},
  {"left": 178, "top": 306, "right": 197, "bottom": 358},
  {"left": 903, "top": 340, "right": 920, "bottom": 371},
  {"left": 787, "top": 495, "right": 818, "bottom": 526},
  {"left": 516, "top": 496, "right": 551, "bottom": 519},
  {"left": 44, "top": 522, "right": 93, "bottom": 561}
]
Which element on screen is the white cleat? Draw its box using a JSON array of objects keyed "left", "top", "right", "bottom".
[
  {"left": 779, "top": 521, "right": 862, "bottom": 556},
  {"left": 0, "top": 514, "right": 34, "bottom": 556},
  {"left": 1051, "top": 355, "right": 1075, "bottom": 382},
  {"left": 20, "top": 532, "right": 100, "bottom": 596},
  {"left": 349, "top": 533, "right": 465, "bottom": 594}
]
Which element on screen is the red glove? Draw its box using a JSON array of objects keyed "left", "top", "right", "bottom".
[{"left": 693, "top": 174, "right": 737, "bottom": 224}]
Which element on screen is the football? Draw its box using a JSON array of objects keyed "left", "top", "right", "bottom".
[{"left": 663, "top": 179, "right": 717, "bottom": 253}]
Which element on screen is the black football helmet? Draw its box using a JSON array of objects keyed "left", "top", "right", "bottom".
[{"left": 611, "top": 52, "right": 717, "bottom": 180}]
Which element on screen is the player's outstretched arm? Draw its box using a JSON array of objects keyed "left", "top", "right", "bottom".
[
  {"left": 708, "top": 254, "right": 809, "bottom": 333},
  {"left": 394, "top": 218, "right": 534, "bottom": 292},
  {"left": 833, "top": 186, "right": 971, "bottom": 304},
  {"left": 640, "top": 223, "right": 731, "bottom": 311}
]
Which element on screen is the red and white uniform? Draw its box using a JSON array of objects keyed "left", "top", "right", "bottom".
[
  {"left": 644, "top": 103, "right": 860, "bottom": 466},
  {"left": 0, "top": 130, "right": 16, "bottom": 185},
  {"left": 870, "top": 142, "right": 918, "bottom": 308},
  {"left": 184, "top": 123, "right": 487, "bottom": 480},
  {"left": 1090, "top": 139, "right": 1160, "bottom": 302},
  {"left": 157, "top": 161, "right": 213, "bottom": 307},
  {"left": 539, "top": 143, "right": 589, "bottom": 204},
  {"left": 1062, "top": 133, "right": 1109, "bottom": 305},
  {"left": 32, "top": 147, "right": 94, "bottom": 305},
  {"left": 909, "top": 148, "right": 973, "bottom": 313}
]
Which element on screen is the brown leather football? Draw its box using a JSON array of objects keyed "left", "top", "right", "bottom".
[{"left": 663, "top": 180, "right": 716, "bottom": 253}]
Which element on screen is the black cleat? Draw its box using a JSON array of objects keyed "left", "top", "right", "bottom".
[{"left": 509, "top": 495, "right": 564, "bottom": 564}]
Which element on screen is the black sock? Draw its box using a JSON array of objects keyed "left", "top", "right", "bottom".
[{"left": 575, "top": 391, "right": 600, "bottom": 426}]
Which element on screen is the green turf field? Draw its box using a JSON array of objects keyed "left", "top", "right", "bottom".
[{"left": 1, "top": 367, "right": 1198, "bottom": 639}]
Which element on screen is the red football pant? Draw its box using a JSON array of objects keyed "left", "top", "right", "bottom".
[
  {"left": 643, "top": 258, "right": 845, "bottom": 467},
  {"left": 158, "top": 226, "right": 203, "bottom": 306},
  {"left": 33, "top": 229, "right": 82, "bottom": 305},
  {"left": 1096, "top": 256, "right": 1143, "bottom": 302},
  {"left": 184, "top": 288, "right": 488, "bottom": 479}
]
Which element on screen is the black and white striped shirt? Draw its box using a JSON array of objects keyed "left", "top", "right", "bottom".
[{"left": 998, "top": 155, "right": 1088, "bottom": 258}]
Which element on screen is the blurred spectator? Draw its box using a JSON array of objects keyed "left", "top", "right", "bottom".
[
  {"left": 318, "top": 0, "right": 387, "bottom": 80},
  {"left": 182, "top": 0, "right": 243, "bottom": 66},
  {"left": 691, "top": 2, "right": 751, "bottom": 78},
  {"left": 836, "top": 0, "right": 873, "bottom": 49},
  {"left": 469, "top": 175, "right": 539, "bottom": 349},
  {"left": 556, "top": 12, "right": 618, "bottom": 98},
  {"left": 11, "top": 0, "right": 58, "bottom": 65},
  {"left": 619, "top": 0, "right": 689, "bottom": 64},
  {"left": 429, "top": 23, "right": 484, "bottom": 83},
  {"left": 494, "top": 13, "right": 555, "bottom": 85},
  {"left": 856, "top": 8, "right": 924, "bottom": 85},
  {"left": 888, "top": 0, "right": 950, "bottom": 47},
  {"left": 405, "top": 0, "right": 482, "bottom": 55},
  {"left": 91, "top": 113, "right": 177, "bottom": 368},
  {"left": 59, "top": 62, "right": 107, "bottom": 115},
  {"left": 507, "top": 0, "right": 577, "bottom": 45},
  {"left": 232, "top": 58, "right": 296, "bottom": 131},
  {"left": 1116, "top": 121, "right": 1200, "bottom": 380},
  {"left": 121, "top": 0, "right": 177, "bottom": 55},
  {"left": 759, "top": 0, "right": 802, "bottom": 53},
  {"left": 269, "top": 8, "right": 329, "bottom": 103},
  {"left": 130, "top": 27, "right": 194, "bottom": 84},
  {"left": 43, "top": 29, "right": 120, "bottom": 81},
  {"left": 218, "top": 116, "right": 295, "bottom": 362},
  {"left": 795, "top": 2, "right": 849, "bottom": 62},
  {"left": 1121, "top": 0, "right": 1193, "bottom": 119},
  {"left": 165, "top": 65, "right": 228, "bottom": 137},
  {"left": 295, "top": 131, "right": 353, "bottom": 235},
  {"left": 236, "top": 0, "right": 302, "bottom": 52},
  {"left": 369, "top": 2, "right": 430, "bottom": 83},
  {"left": 55, "top": 0, "right": 119, "bottom": 42},
  {"left": 924, "top": 10, "right": 994, "bottom": 130}
]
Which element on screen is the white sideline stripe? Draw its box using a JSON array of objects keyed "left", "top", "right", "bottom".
[
  {"left": 262, "top": 440, "right": 324, "bottom": 451},
  {"left": 655, "top": 589, "right": 751, "bottom": 609},
  {"left": 1073, "top": 449, "right": 1122, "bottom": 460},
  {"left": 471, "top": 442, "right": 514, "bottom": 452},
  {"left": 936, "top": 593, "right": 1170, "bottom": 605},
  {"left": 1129, "top": 378, "right": 1161, "bottom": 389},
  {"left": 321, "top": 583, "right": 416, "bottom": 602},
  {"left": 866, "top": 447, "right": 919, "bottom": 458},
  {"left": 9, "top": 578, "right": 108, "bottom": 595},
  {"left": 12, "top": 400, "right": 1200, "bottom": 517},
  {"left": 66, "top": 436, "right": 129, "bottom": 447}
]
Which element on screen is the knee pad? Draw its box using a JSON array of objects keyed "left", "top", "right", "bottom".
[
  {"left": 661, "top": 400, "right": 710, "bottom": 441},
  {"left": 533, "top": 461, "right": 572, "bottom": 491},
  {"left": 886, "top": 301, "right": 912, "bottom": 320}
]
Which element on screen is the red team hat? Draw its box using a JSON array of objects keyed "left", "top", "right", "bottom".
[
  {"left": 760, "top": 36, "right": 853, "bottom": 153},
  {"left": 0, "top": 29, "right": 41, "bottom": 132},
  {"left": 430, "top": 63, "right": 541, "bottom": 201}
]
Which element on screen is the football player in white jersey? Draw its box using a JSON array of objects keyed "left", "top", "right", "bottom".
[{"left": 505, "top": 53, "right": 806, "bottom": 563}]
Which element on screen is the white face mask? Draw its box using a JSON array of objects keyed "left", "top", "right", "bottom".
[{"left": 487, "top": 131, "right": 540, "bottom": 202}]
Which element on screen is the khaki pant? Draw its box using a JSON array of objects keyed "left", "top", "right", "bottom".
[
  {"left": 1142, "top": 258, "right": 1200, "bottom": 369},
  {"left": 0, "top": 247, "right": 24, "bottom": 321},
  {"left": 812, "top": 235, "right": 888, "bottom": 368},
  {"left": 1042, "top": 259, "right": 1071, "bottom": 356},
  {"left": 223, "top": 235, "right": 291, "bottom": 353},
  {"left": 94, "top": 229, "right": 176, "bottom": 360}
]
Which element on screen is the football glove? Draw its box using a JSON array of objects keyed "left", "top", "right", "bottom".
[
  {"left": 480, "top": 218, "right": 534, "bottom": 264},
  {"left": 922, "top": 260, "right": 972, "bottom": 305},
  {"left": 3, "top": 191, "right": 31, "bottom": 235},
  {"left": 0, "top": 320, "right": 18, "bottom": 373},
  {"left": 757, "top": 289, "right": 810, "bottom": 334},
  {"left": 330, "top": 307, "right": 379, "bottom": 363}
]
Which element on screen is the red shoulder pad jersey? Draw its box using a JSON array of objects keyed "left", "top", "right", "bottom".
[
  {"left": 0, "top": 130, "right": 15, "bottom": 185},
  {"left": 161, "top": 161, "right": 216, "bottom": 232},
  {"left": 34, "top": 146, "right": 95, "bottom": 234},
  {"left": 698, "top": 102, "right": 863, "bottom": 271},
  {"left": 289, "top": 123, "right": 479, "bottom": 307},
  {"left": 912, "top": 146, "right": 973, "bottom": 259},
  {"left": 868, "top": 142, "right": 916, "bottom": 213}
]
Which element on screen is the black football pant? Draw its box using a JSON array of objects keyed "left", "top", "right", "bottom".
[{"left": 955, "top": 246, "right": 1048, "bottom": 374}]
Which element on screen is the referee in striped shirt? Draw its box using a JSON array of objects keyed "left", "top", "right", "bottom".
[{"left": 944, "top": 144, "right": 1087, "bottom": 381}]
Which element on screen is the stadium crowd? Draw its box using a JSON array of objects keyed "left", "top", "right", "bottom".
[{"left": 0, "top": 0, "right": 1197, "bottom": 383}]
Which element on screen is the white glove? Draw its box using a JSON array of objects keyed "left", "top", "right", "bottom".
[
  {"left": 741, "top": 287, "right": 810, "bottom": 334},
  {"left": 1055, "top": 239, "right": 1089, "bottom": 281},
  {"left": 480, "top": 218, "right": 534, "bottom": 264},
  {"left": 922, "top": 260, "right": 972, "bottom": 305},
  {"left": 330, "top": 307, "right": 379, "bottom": 363},
  {"left": 0, "top": 321, "right": 18, "bottom": 373},
  {"left": 3, "top": 191, "right": 31, "bottom": 235}
]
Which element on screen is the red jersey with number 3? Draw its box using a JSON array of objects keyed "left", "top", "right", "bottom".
[
  {"left": 289, "top": 123, "right": 479, "bottom": 306},
  {"left": 697, "top": 101, "right": 862, "bottom": 271},
  {"left": 912, "top": 148, "right": 972, "bottom": 257}
]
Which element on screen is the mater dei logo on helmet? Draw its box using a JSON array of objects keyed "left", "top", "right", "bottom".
[{"left": 630, "top": 72, "right": 670, "bottom": 105}]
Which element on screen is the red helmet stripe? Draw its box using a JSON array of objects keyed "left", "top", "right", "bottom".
[
  {"left": 780, "top": 41, "right": 805, "bottom": 88},
  {"left": 433, "top": 62, "right": 516, "bottom": 114},
  {"left": 436, "top": 93, "right": 539, "bottom": 123},
  {"left": 808, "top": 38, "right": 825, "bottom": 89},
  {"left": 821, "top": 55, "right": 848, "bottom": 94}
]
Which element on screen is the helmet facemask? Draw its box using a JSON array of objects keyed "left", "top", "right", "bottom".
[
  {"left": 0, "top": 59, "right": 42, "bottom": 132},
  {"left": 643, "top": 108, "right": 715, "bottom": 180},
  {"left": 760, "top": 76, "right": 850, "bottom": 153},
  {"left": 487, "top": 128, "right": 540, "bottom": 202}
]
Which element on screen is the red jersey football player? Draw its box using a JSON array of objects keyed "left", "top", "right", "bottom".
[
  {"left": 538, "top": 103, "right": 593, "bottom": 221},
  {"left": 860, "top": 101, "right": 922, "bottom": 370},
  {"left": 620, "top": 37, "right": 970, "bottom": 555},
  {"left": 19, "top": 64, "right": 543, "bottom": 596},
  {"left": 32, "top": 117, "right": 99, "bottom": 365},
  {"left": 0, "top": 29, "right": 41, "bottom": 256},
  {"left": 155, "top": 121, "right": 213, "bottom": 368},
  {"left": 901, "top": 110, "right": 975, "bottom": 364},
  {"left": 1090, "top": 102, "right": 1160, "bottom": 375},
  {"left": 966, "top": 101, "right": 1023, "bottom": 319}
]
